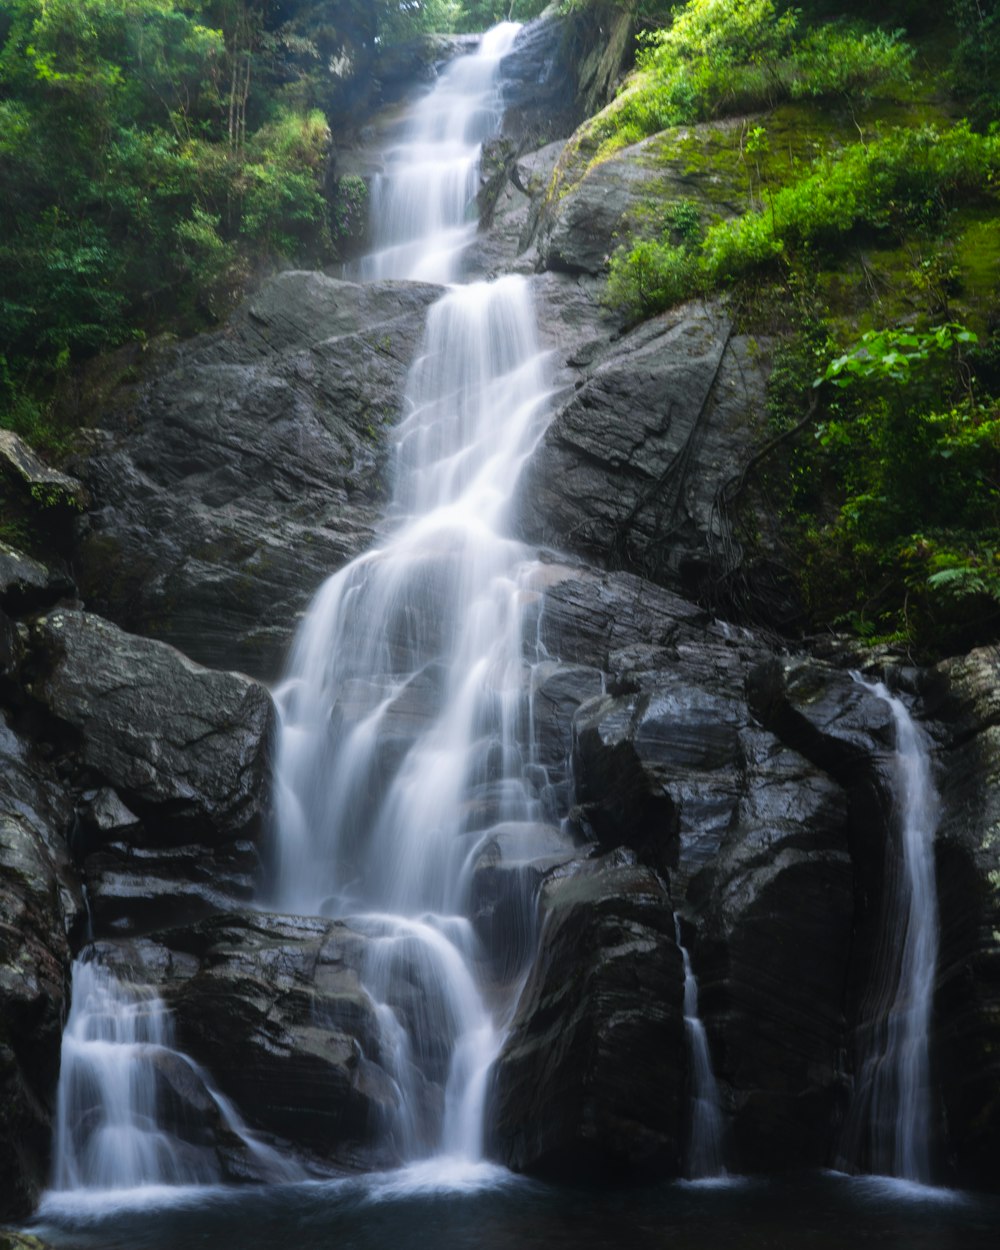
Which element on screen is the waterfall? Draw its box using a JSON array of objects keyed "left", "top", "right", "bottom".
[
  {"left": 845, "top": 678, "right": 941, "bottom": 1183},
  {"left": 674, "top": 917, "right": 727, "bottom": 1179},
  {"left": 271, "top": 23, "right": 554, "bottom": 1165},
  {"left": 49, "top": 957, "right": 294, "bottom": 1195},
  {"left": 361, "top": 23, "right": 521, "bottom": 284}
]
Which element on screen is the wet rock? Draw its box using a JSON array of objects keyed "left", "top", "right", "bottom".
[
  {"left": 0, "top": 543, "right": 74, "bottom": 616},
  {"left": 529, "top": 562, "right": 714, "bottom": 672},
  {"left": 71, "top": 272, "right": 441, "bottom": 679},
  {"left": 83, "top": 840, "right": 259, "bottom": 936},
  {"left": 572, "top": 676, "right": 744, "bottom": 872},
  {"left": 145, "top": 913, "right": 404, "bottom": 1169},
  {"left": 515, "top": 303, "right": 766, "bottom": 599},
  {"left": 79, "top": 787, "right": 141, "bottom": 841},
  {"left": 0, "top": 431, "right": 86, "bottom": 511},
  {"left": 497, "top": 14, "right": 583, "bottom": 146},
  {"left": 468, "top": 821, "right": 582, "bottom": 981},
  {"left": 31, "top": 609, "right": 275, "bottom": 843},
  {"left": 924, "top": 647, "right": 1000, "bottom": 1192},
  {"left": 0, "top": 713, "right": 82, "bottom": 1220},
  {"left": 488, "top": 853, "right": 685, "bottom": 1179},
  {"left": 691, "top": 729, "right": 853, "bottom": 1172}
]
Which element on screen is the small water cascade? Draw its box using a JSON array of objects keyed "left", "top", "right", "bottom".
[
  {"left": 271, "top": 22, "right": 555, "bottom": 1165},
  {"left": 49, "top": 957, "right": 294, "bottom": 1195},
  {"left": 674, "top": 917, "right": 727, "bottom": 1179},
  {"left": 844, "top": 678, "right": 941, "bottom": 1184}
]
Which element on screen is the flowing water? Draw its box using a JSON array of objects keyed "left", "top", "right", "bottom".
[
  {"left": 270, "top": 20, "right": 553, "bottom": 1166},
  {"left": 843, "top": 678, "right": 941, "bottom": 1183},
  {"left": 47, "top": 958, "right": 294, "bottom": 1198},
  {"left": 674, "top": 917, "right": 727, "bottom": 1180},
  {"left": 361, "top": 23, "right": 521, "bottom": 284}
]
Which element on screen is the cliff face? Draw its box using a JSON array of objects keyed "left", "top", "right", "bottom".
[{"left": 1, "top": 14, "right": 999, "bottom": 1218}]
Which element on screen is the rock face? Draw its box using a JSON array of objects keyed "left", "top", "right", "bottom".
[
  {"left": 71, "top": 272, "right": 441, "bottom": 679},
  {"left": 23, "top": 609, "right": 275, "bottom": 938},
  {"left": 99, "top": 912, "right": 416, "bottom": 1171},
  {"left": 531, "top": 123, "right": 745, "bottom": 280},
  {"left": 31, "top": 610, "right": 274, "bottom": 842},
  {"left": 0, "top": 711, "right": 82, "bottom": 1218},
  {"left": 924, "top": 648, "right": 1000, "bottom": 1191},
  {"left": 488, "top": 853, "right": 686, "bottom": 1179},
  {"left": 515, "top": 302, "right": 766, "bottom": 600},
  {"left": 0, "top": 543, "right": 74, "bottom": 615},
  {"left": 692, "top": 731, "right": 853, "bottom": 1170}
]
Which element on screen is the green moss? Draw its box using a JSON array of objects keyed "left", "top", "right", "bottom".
[{"left": 954, "top": 214, "right": 1000, "bottom": 318}]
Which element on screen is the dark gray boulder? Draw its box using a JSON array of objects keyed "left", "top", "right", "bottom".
[
  {"left": 31, "top": 609, "right": 275, "bottom": 843},
  {"left": 82, "top": 840, "right": 259, "bottom": 936},
  {"left": 488, "top": 852, "right": 686, "bottom": 1179},
  {"left": 104, "top": 913, "right": 408, "bottom": 1171},
  {"left": 468, "top": 821, "right": 582, "bottom": 981},
  {"left": 691, "top": 729, "right": 853, "bottom": 1172},
  {"left": 0, "top": 543, "right": 74, "bottom": 616},
  {"left": 0, "top": 712, "right": 83, "bottom": 1220},
  {"left": 71, "top": 272, "right": 441, "bottom": 679}
]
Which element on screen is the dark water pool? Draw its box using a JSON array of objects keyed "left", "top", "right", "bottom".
[{"left": 25, "top": 1163, "right": 1000, "bottom": 1250}]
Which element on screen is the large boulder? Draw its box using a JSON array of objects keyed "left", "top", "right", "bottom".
[
  {"left": 0, "top": 543, "right": 73, "bottom": 616},
  {"left": 691, "top": 729, "right": 853, "bottom": 1172},
  {"left": 100, "top": 913, "right": 414, "bottom": 1171},
  {"left": 488, "top": 853, "right": 686, "bottom": 1179},
  {"left": 0, "top": 712, "right": 83, "bottom": 1219},
  {"left": 70, "top": 272, "right": 441, "bottom": 679},
  {"left": 531, "top": 122, "right": 745, "bottom": 279},
  {"left": 30, "top": 610, "right": 274, "bottom": 843}
]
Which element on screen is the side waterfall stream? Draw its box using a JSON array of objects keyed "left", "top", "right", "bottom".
[{"left": 841, "top": 678, "right": 941, "bottom": 1184}]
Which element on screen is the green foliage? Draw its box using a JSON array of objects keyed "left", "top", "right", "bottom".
[
  {"left": 950, "top": 0, "right": 1000, "bottom": 125},
  {"left": 765, "top": 319, "right": 1000, "bottom": 652},
  {"left": 606, "top": 123, "right": 1000, "bottom": 321},
  {"left": 0, "top": 0, "right": 360, "bottom": 446},
  {"left": 573, "top": 0, "right": 913, "bottom": 166},
  {"left": 605, "top": 238, "right": 698, "bottom": 318},
  {"left": 816, "top": 323, "right": 979, "bottom": 389},
  {"left": 332, "top": 173, "right": 369, "bottom": 243}
]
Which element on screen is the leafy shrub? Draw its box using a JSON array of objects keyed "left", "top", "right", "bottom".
[
  {"left": 570, "top": 0, "right": 913, "bottom": 169},
  {"left": 606, "top": 238, "right": 699, "bottom": 319}
]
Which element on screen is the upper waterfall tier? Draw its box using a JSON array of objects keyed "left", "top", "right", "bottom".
[{"left": 361, "top": 23, "right": 521, "bottom": 284}]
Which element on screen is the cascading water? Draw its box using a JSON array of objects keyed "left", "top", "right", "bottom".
[
  {"left": 361, "top": 23, "right": 521, "bottom": 284},
  {"left": 843, "top": 678, "right": 941, "bottom": 1184},
  {"left": 271, "top": 23, "right": 554, "bottom": 1165},
  {"left": 674, "top": 917, "right": 727, "bottom": 1180},
  {"left": 48, "top": 957, "right": 294, "bottom": 1197}
]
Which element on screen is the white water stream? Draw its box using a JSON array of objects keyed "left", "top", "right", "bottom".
[
  {"left": 48, "top": 959, "right": 294, "bottom": 1197},
  {"left": 361, "top": 23, "right": 520, "bottom": 284},
  {"left": 270, "top": 21, "right": 554, "bottom": 1167},
  {"left": 847, "top": 678, "right": 941, "bottom": 1183},
  {"left": 674, "top": 918, "right": 727, "bottom": 1179}
]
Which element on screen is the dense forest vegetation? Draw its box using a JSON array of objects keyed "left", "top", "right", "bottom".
[{"left": 2, "top": 0, "right": 999, "bottom": 656}]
